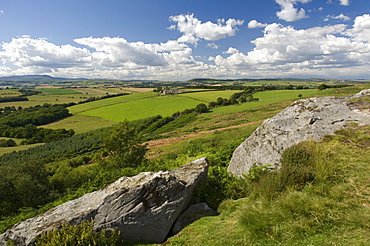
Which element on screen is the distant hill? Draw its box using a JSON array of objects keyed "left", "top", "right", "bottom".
[
  {"left": 0, "top": 75, "right": 369, "bottom": 88},
  {"left": 0, "top": 75, "right": 83, "bottom": 82}
]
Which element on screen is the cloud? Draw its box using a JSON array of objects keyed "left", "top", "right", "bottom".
[
  {"left": 248, "top": 20, "right": 268, "bottom": 29},
  {"left": 275, "top": 0, "right": 312, "bottom": 22},
  {"left": 324, "top": 13, "right": 351, "bottom": 21},
  {"left": 0, "top": 10, "right": 4, "bottom": 15},
  {"left": 212, "top": 16, "right": 370, "bottom": 76},
  {"left": 169, "top": 14, "right": 244, "bottom": 44},
  {"left": 206, "top": 43, "right": 219, "bottom": 49},
  {"left": 346, "top": 14, "right": 370, "bottom": 42},
  {"left": 0, "top": 35, "right": 200, "bottom": 79},
  {"left": 223, "top": 47, "right": 240, "bottom": 54},
  {"left": 1, "top": 14, "right": 370, "bottom": 80},
  {"left": 339, "top": 0, "right": 350, "bottom": 6},
  {"left": 0, "top": 36, "right": 91, "bottom": 68},
  {"left": 74, "top": 37, "right": 169, "bottom": 67}
]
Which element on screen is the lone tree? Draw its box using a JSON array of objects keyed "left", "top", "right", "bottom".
[
  {"left": 104, "top": 120, "right": 148, "bottom": 168},
  {"left": 195, "top": 103, "right": 208, "bottom": 114},
  {"left": 317, "top": 84, "right": 328, "bottom": 91}
]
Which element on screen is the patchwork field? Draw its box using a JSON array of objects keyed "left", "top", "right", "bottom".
[
  {"left": 178, "top": 90, "right": 243, "bottom": 102},
  {"left": 44, "top": 87, "right": 366, "bottom": 134},
  {"left": 79, "top": 95, "right": 204, "bottom": 122},
  {"left": 0, "top": 90, "right": 21, "bottom": 97},
  {"left": 36, "top": 88, "right": 82, "bottom": 95}
]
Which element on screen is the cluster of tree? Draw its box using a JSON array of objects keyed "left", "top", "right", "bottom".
[
  {"left": 0, "top": 104, "right": 71, "bottom": 127},
  {"left": 0, "top": 124, "right": 75, "bottom": 144},
  {"left": 316, "top": 83, "right": 351, "bottom": 91},
  {"left": 0, "top": 139, "right": 16, "bottom": 147},
  {"left": 0, "top": 104, "right": 74, "bottom": 144},
  {"left": 0, "top": 119, "right": 147, "bottom": 217},
  {"left": 0, "top": 97, "right": 29, "bottom": 103},
  {"left": 18, "top": 89, "right": 42, "bottom": 96},
  {"left": 208, "top": 93, "right": 259, "bottom": 109}
]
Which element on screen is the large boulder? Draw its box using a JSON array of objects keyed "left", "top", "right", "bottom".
[
  {"left": 228, "top": 89, "right": 370, "bottom": 177},
  {"left": 0, "top": 157, "right": 209, "bottom": 245}
]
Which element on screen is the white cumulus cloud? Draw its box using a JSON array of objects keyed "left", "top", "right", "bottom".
[
  {"left": 339, "top": 0, "right": 350, "bottom": 6},
  {"left": 275, "top": 0, "right": 312, "bottom": 22},
  {"left": 346, "top": 14, "right": 370, "bottom": 42},
  {"left": 0, "top": 36, "right": 91, "bottom": 68},
  {"left": 212, "top": 15, "right": 370, "bottom": 77},
  {"left": 74, "top": 37, "right": 168, "bottom": 67},
  {"left": 324, "top": 13, "right": 351, "bottom": 21},
  {"left": 206, "top": 43, "right": 219, "bottom": 49},
  {"left": 169, "top": 14, "right": 244, "bottom": 44},
  {"left": 248, "top": 20, "right": 268, "bottom": 29}
]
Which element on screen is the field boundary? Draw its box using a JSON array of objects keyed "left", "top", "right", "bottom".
[{"left": 145, "top": 120, "right": 264, "bottom": 149}]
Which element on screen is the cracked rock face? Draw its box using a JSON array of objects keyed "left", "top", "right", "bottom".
[
  {"left": 228, "top": 89, "right": 370, "bottom": 177},
  {"left": 0, "top": 157, "right": 208, "bottom": 245}
]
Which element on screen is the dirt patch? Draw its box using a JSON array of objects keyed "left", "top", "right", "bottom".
[
  {"left": 347, "top": 96, "right": 370, "bottom": 115},
  {"left": 145, "top": 120, "right": 264, "bottom": 149}
]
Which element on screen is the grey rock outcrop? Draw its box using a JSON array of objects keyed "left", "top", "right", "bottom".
[
  {"left": 0, "top": 157, "right": 209, "bottom": 245},
  {"left": 228, "top": 89, "right": 370, "bottom": 177}
]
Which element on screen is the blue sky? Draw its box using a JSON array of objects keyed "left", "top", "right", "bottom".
[{"left": 0, "top": 0, "right": 369, "bottom": 80}]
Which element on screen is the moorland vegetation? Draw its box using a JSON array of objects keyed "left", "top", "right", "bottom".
[{"left": 0, "top": 78, "right": 369, "bottom": 245}]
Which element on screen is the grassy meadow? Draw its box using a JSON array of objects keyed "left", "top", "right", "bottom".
[
  {"left": 80, "top": 95, "right": 204, "bottom": 122},
  {"left": 0, "top": 82, "right": 369, "bottom": 245},
  {"left": 163, "top": 126, "right": 370, "bottom": 246}
]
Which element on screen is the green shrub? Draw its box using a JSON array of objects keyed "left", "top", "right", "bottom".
[
  {"left": 35, "top": 221, "right": 123, "bottom": 246},
  {"left": 279, "top": 142, "right": 315, "bottom": 188}
]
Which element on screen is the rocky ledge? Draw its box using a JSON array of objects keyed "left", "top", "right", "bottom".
[
  {"left": 228, "top": 89, "right": 370, "bottom": 177},
  {"left": 0, "top": 157, "right": 209, "bottom": 245}
]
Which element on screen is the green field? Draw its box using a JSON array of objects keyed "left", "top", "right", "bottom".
[
  {"left": 0, "top": 89, "right": 21, "bottom": 97},
  {"left": 43, "top": 114, "right": 115, "bottom": 134},
  {"left": 209, "top": 87, "right": 360, "bottom": 115},
  {"left": 45, "top": 87, "right": 367, "bottom": 133},
  {"left": 68, "top": 92, "right": 155, "bottom": 114},
  {"left": 178, "top": 90, "right": 243, "bottom": 102},
  {"left": 80, "top": 95, "right": 205, "bottom": 122},
  {"left": 37, "top": 88, "right": 82, "bottom": 95}
]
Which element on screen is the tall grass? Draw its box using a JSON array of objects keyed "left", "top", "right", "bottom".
[
  {"left": 237, "top": 126, "right": 370, "bottom": 245},
  {"left": 168, "top": 125, "right": 370, "bottom": 245}
]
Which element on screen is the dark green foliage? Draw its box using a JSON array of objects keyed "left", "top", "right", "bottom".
[
  {"left": 318, "top": 83, "right": 328, "bottom": 91},
  {"left": 245, "top": 143, "right": 316, "bottom": 201},
  {"left": 0, "top": 104, "right": 71, "bottom": 127},
  {"left": 0, "top": 159, "right": 50, "bottom": 217},
  {"left": 104, "top": 120, "right": 148, "bottom": 168},
  {"left": 279, "top": 143, "right": 315, "bottom": 188},
  {"left": 0, "top": 104, "right": 74, "bottom": 143},
  {"left": 0, "top": 97, "right": 28, "bottom": 103},
  {"left": 35, "top": 221, "right": 123, "bottom": 246},
  {"left": 194, "top": 103, "right": 208, "bottom": 113},
  {"left": 0, "top": 139, "right": 16, "bottom": 147},
  {"left": 0, "top": 128, "right": 107, "bottom": 166},
  {"left": 18, "top": 89, "right": 42, "bottom": 96}
]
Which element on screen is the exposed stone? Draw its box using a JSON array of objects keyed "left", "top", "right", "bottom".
[
  {"left": 170, "top": 202, "right": 217, "bottom": 236},
  {"left": 228, "top": 89, "right": 370, "bottom": 177},
  {"left": 0, "top": 157, "right": 208, "bottom": 245}
]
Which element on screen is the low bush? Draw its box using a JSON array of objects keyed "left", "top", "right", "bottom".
[{"left": 34, "top": 221, "right": 123, "bottom": 246}]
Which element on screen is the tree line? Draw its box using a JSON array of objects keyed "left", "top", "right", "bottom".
[{"left": 0, "top": 104, "right": 74, "bottom": 145}]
